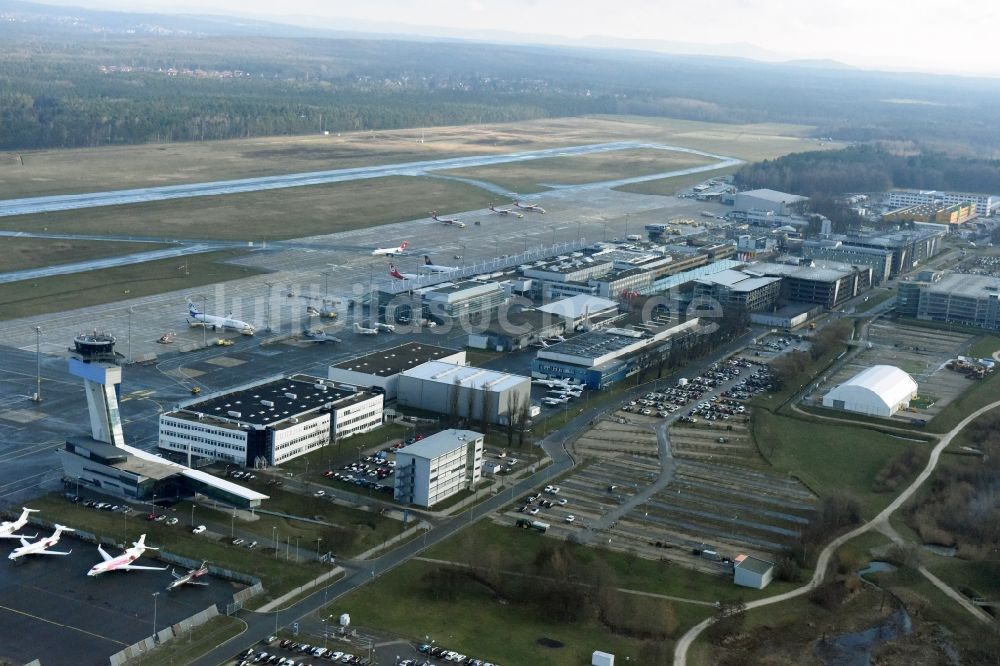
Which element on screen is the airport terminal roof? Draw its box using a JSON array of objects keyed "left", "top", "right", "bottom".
[
  {"left": 915, "top": 272, "right": 1000, "bottom": 298},
  {"left": 748, "top": 261, "right": 858, "bottom": 283},
  {"left": 397, "top": 429, "right": 483, "bottom": 460},
  {"left": 119, "top": 443, "right": 270, "bottom": 502},
  {"left": 330, "top": 343, "right": 463, "bottom": 377},
  {"left": 174, "top": 374, "right": 369, "bottom": 427},
  {"left": 738, "top": 189, "right": 808, "bottom": 204},
  {"left": 537, "top": 295, "right": 619, "bottom": 320},
  {"left": 401, "top": 361, "right": 529, "bottom": 393}
]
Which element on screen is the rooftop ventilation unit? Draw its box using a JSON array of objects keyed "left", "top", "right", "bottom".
[
  {"left": 261, "top": 400, "right": 274, "bottom": 407},
  {"left": 227, "top": 410, "right": 242, "bottom": 418},
  {"left": 284, "top": 392, "right": 297, "bottom": 400}
]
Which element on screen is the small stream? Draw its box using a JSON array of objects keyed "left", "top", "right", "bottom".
[{"left": 815, "top": 561, "right": 913, "bottom": 666}]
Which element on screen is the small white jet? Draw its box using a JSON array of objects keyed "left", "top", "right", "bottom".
[
  {"left": 167, "top": 560, "right": 210, "bottom": 591},
  {"left": 8, "top": 524, "right": 74, "bottom": 561},
  {"left": 302, "top": 330, "right": 342, "bottom": 344},
  {"left": 489, "top": 204, "right": 524, "bottom": 219},
  {"left": 371, "top": 240, "right": 409, "bottom": 257},
  {"left": 421, "top": 256, "right": 458, "bottom": 274},
  {"left": 514, "top": 201, "right": 546, "bottom": 214},
  {"left": 87, "top": 534, "right": 168, "bottom": 576},
  {"left": 388, "top": 264, "right": 420, "bottom": 281},
  {"left": 375, "top": 322, "right": 395, "bottom": 333},
  {"left": 353, "top": 322, "right": 378, "bottom": 336},
  {"left": 0, "top": 507, "right": 39, "bottom": 540},
  {"left": 430, "top": 212, "right": 466, "bottom": 228},
  {"left": 187, "top": 301, "right": 255, "bottom": 335}
]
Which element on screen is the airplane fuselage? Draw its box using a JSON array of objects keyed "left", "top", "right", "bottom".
[{"left": 189, "top": 311, "right": 254, "bottom": 335}]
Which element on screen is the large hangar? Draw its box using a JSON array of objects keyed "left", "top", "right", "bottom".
[{"left": 822, "top": 365, "right": 918, "bottom": 418}]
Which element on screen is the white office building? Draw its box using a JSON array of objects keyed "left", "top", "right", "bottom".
[
  {"left": 886, "top": 190, "right": 998, "bottom": 216},
  {"left": 159, "top": 375, "right": 383, "bottom": 466},
  {"left": 394, "top": 429, "right": 484, "bottom": 507},
  {"left": 397, "top": 361, "right": 531, "bottom": 425},
  {"left": 328, "top": 343, "right": 466, "bottom": 400}
]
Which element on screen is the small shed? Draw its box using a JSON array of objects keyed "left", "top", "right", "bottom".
[
  {"left": 733, "top": 554, "right": 774, "bottom": 589},
  {"left": 481, "top": 460, "right": 502, "bottom": 476},
  {"left": 592, "top": 650, "right": 615, "bottom": 666}
]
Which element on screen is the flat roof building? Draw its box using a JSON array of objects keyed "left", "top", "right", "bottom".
[
  {"left": 423, "top": 280, "right": 507, "bottom": 324},
  {"left": 394, "top": 429, "right": 483, "bottom": 507},
  {"left": 801, "top": 240, "right": 893, "bottom": 284},
  {"left": 822, "top": 365, "right": 918, "bottom": 418},
  {"left": 733, "top": 554, "right": 775, "bottom": 589},
  {"left": 693, "top": 269, "right": 782, "bottom": 312},
  {"left": 886, "top": 190, "right": 998, "bottom": 216},
  {"left": 328, "top": 343, "right": 466, "bottom": 399},
  {"left": 159, "top": 374, "right": 383, "bottom": 466},
  {"left": 897, "top": 271, "right": 1000, "bottom": 330},
  {"left": 397, "top": 362, "right": 531, "bottom": 425},
  {"left": 748, "top": 260, "right": 873, "bottom": 309},
  {"left": 733, "top": 189, "right": 808, "bottom": 215}
]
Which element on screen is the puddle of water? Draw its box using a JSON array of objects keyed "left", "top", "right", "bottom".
[
  {"left": 858, "top": 560, "right": 897, "bottom": 577},
  {"left": 816, "top": 608, "right": 912, "bottom": 666},
  {"left": 921, "top": 543, "right": 956, "bottom": 557}
]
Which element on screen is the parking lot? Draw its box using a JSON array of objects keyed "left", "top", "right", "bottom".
[
  {"left": 806, "top": 321, "right": 979, "bottom": 421},
  {"left": 231, "top": 632, "right": 500, "bottom": 666}
]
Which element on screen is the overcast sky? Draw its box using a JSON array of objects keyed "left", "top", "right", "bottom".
[{"left": 33, "top": 0, "right": 1000, "bottom": 76}]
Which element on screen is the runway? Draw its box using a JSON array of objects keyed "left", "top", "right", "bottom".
[{"left": 0, "top": 141, "right": 735, "bottom": 217}]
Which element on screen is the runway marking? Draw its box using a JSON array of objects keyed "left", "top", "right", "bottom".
[{"left": 0, "top": 603, "right": 129, "bottom": 647}]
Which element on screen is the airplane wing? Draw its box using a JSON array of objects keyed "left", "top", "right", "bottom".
[
  {"left": 119, "top": 564, "right": 169, "bottom": 571},
  {"left": 37, "top": 548, "right": 72, "bottom": 556},
  {"left": 186, "top": 580, "right": 210, "bottom": 586},
  {"left": 1, "top": 532, "right": 36, "bottom": 540},
  {"left": 18, "top": 537, "right": 31, "bottom": 548},
  {"left": 97, "top": 544, "right": 114, "bottom": 562}
]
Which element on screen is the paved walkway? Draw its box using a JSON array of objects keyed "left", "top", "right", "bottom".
[{"left": 673, "top": 398, "right": 1000, "bottom": 665}]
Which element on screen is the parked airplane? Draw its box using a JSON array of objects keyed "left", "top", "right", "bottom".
[
  {"left": 353, "top": 322, "right": 378, "bottom": 336},
  {"left": 87, "top": 534, "right": 168, "bottom": 576},
  {"left": 0, "top": 507, "right": 39, "bottom": 540},
  {"left": 302, "top": 330, "right": 342, "bottom": 344},
  {"left": 167, "top": 560, "right": 210, "bottom": 591},
  {"left": 431, "top": 212, "right": 466, "bottom": 228},
  {"left": 187, "top": 301, "right": 255, "bottom": 335},
  {"left": 8, "top": 524, "right": 74, "bottom": 561},
  {"left": 489, "top": 204, "right": 524, "bottom": 219},
  {"left": 389, "top": 264, "right": 420, "bottom": 281},
  {"left": 422, "top": 256, "right": 458, "bottom": 274},
  {"left": 514, "top": 201, "right": 546, "bottom": 214},
  {"left": 371, "top": 240, "right": 409, "bottom": 257}
]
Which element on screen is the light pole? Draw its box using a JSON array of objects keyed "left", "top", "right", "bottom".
[
  {"left": 316, "top": 537, "right": 323, "bottom": 563},
  {"left": 152, "top": 592, "right": 160, "bottom": 642},
  {"left": 231, "top": 509, "right": 236, "bottom": 539},
  {"left": 264, "top": 282, "right": 274, "bottom": 333},
  {"left": 33, "top": 325, "right": 41, "bottom": 402},
  {"left": 190, "top": 504, "right": 195, "bottom": 528},
  {"left": 200, "top": 294, "right": 208, "bottom": 347},
  {"left": 127, "top": 306, "right": 133, "bottom": 364},
  {"left": 295, "top": 536, "right": 300, "bottom": 562},
  {"left": 273, "top": 527, "right": 278, "bottom": 559}
]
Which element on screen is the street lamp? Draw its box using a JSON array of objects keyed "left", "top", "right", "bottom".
[
  {"left": 231, "top": 509, "right": 236, "bottom": 539},
  {"left": 316, "top": 537, "right": 323, "bottom": 563},
  {"left": 190, "top": 504, "right": 195, "bottom": 528},
  {"left": 127, "top": 306, "right": 133, "bottom": 364},
  {"left": 295, "top": 536, "right": 300, "bottom": 562},
  {"left": 200, "top": 294, "right": 208, "bottom": 347},
  {"left": 152, "top": 592, "right": 160, "bottom": 642},
  {"left": 272, "top": 527, "right": 278, "bottom": 559},
  {"left": 33, "top": 325, "right": 41, "bottom": 402}
]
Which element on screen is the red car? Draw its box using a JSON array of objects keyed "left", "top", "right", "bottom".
[{"left": 323, "top": 470, "right": 334, "bottom": 477}]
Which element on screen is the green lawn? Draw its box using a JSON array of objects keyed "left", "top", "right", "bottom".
[
  {"left": 0, "top": 249, "right": 262, "bottom": 321},
  {"left": 333, "top": 559, "right": 709, "bottom": 666},
  {"left": 130, "top": 615, "right": 244, "bottom": 666},
  {"left": 927, "top": 369, "right": 1000, "bottom": 433},
  {"left": 967, "top": 334, "right": 1000, "bottom": 359},
  {"left": 853, "top": 290, "right": 895, "bottom": 314},
  {"left": 752, "top": 410, "right": 928, "bottom": 517},
  {"left": 924, "top": 556, "right": 1000, "bottom": 601}
]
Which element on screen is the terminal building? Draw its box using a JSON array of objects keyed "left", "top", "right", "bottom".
[
  {"left": 159, "top": 375, "right": 383, "bottom": 466},
  {"left": 393, "top": 429, "right": 484, "bottom": 508},
  {"left": 897, "top": 271, "right": 1000, "bottom": 330},
  {"left": 327, "top": 343, "right": 466, "bottom": 399},
  {"left": 397, "top": 362, "right": 531, "bottom": 425},
  {"left": 693, "top": 269, "right": 782, "bottom": 312},
  {"left": 832, "top": 226, "right": 946, "bottom": 277},
  {"left": 531, "top": 317, "right": 701, "bottom": 389},
  {"left": 801, "top": 240, "right": 894, "bottom": 284},
  {"left": 747, "top": 260, "right": 873, "bottom": 309}
]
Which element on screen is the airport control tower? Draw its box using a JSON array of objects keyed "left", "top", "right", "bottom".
[{"left": 68, "top": 342, "right": 126, "bottom": 448}]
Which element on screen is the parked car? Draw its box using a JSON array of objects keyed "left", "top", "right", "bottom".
[{"left": 192, "top": 525, "right": 207, "bottom": 534}]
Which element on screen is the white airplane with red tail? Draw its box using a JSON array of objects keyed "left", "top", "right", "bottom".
[
  {"left": 489, "top": 204, "right": 523, "bottom": 219},
  {"left": 514, "top": 201, "right": 546, "bottom": 213},
  {"left": 8, "top": 524, "right": 74, "bottom": 561},
  {"left": 430, "top": 212, "right": 465, "bottom": 228},
  {"left": 371, "top": 241, "right": 409, "bottom": 257},
  {"left": 389, "top": 264, "right": 420, "bottom": 281},
  {"left": 87, "top": 534, "right": 168, "bottom": 576}
]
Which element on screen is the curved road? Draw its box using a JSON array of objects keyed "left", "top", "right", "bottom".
[
  {"left": 0, "top": 141, "right": 738, "bottom": 218},
  {"left": 673, "top": 398, "right": 1000, "bottom": 665}
]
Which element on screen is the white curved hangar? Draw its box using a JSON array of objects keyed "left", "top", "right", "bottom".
[{"left": 822, "top": 365, "right": 918, "bottom": 418}]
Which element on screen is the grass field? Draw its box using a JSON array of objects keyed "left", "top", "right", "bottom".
[
  {"left": 927, "top": 366, "right": 1000, "bottom": 433},
  {"left": 0, "top": 176, "right": 496, "bottom": 242},
  {"left": 854, "top": 290, "right": 896, "bottom": 313},
  {"left": 130, "top": 615, "right": 244, "bottom": 666},
  {"left": 0, "top": 116, "right": 825, "bottom": 199},
  {"left": 437, "top": 147, "right": 718, "bottom": 194},
  {"left": 753, "top": 410, "right": 928, "bottom": 517},
  {"left": 0, "top": 238, "right": 165, "bottom": 272},
  {"left": 0, "top": 249, "right": 261, "bottom": 321},
  {"left": 967, "top": 334, "right": 1000, "bottom": 358}
]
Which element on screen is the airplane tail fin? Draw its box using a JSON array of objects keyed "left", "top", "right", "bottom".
[
  {"left": 400, "top": 240, "right": 409, "bottom": 251},
  {"left": 53, "top": 524, "right": 75, "bottom": 534},
  {"left": 424, "top": 255, "right": 433, "bottom": 265},
  {"left": 187, "top": 300, "right": 199, "bottom": 316},
  {"left": 389, "top": 265, "right": 405, "bottom": 280}
]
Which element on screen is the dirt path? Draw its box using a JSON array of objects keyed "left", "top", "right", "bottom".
[{"left": 673, "top": 398, "right": 1000, "bottom": 666}]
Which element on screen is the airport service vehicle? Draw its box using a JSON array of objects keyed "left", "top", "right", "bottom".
[
  {"left": 87, "top": 534, "right": 168, "bottom": 576},
  {"left": 371, "top": 240, "right": 409, "bottom": 257},
  {"left": 8, "top": 524, "right": 74, "bottom": 561},
  {"left": 167, "top": 560, "right": 210, "bottom": 591},
  {"left": 0, "top": 507, "right": 39, "bottom": 540},
  {"left": 187, "top": 301, "right": 255, "bottom": 335},
  {"left": 514, "top": 200, "right": 546, "bottom": 213}
]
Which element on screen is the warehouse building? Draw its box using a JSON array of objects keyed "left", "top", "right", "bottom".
[
  {"left": 328, "top": 343, "right": 466, "bottom": 399},
  {"left": 733, "top": 554, "right": 775, "bottom": 589},
  {"left": 733, "top": 189, "right": 808, "bottom": 215},
  {"left": 467, "top": 307, "right": 567, "bottom": 352},
  {"left": 397, "top": 362, "right": 531, "bottom": 425},
  {"left": 536, "top": 294, "right": 621, "bottom": 329},
  {"left": 822, "top": 365, "right": 918, "bottom": 418},
  {"left": 393, "top": 429, "right": 484, "bottom": 507},
  {"left": 423, "top": 280, "right": 507, "bottom": 324},
  {"left": 897, "top": 271, "right": 1000, "bottom": 330},
  {"left": 159, "top": 375, "right": 383, "bottom": 466}
]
